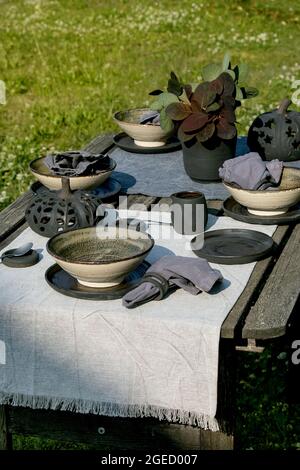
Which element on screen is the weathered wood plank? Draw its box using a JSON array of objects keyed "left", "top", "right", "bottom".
[
  {"left": 82, "top": 133, "right": 115, "bottom": 154},
  {"left": 242, "top": 224, "right": 300, "bottom": 339},
  {"left": 0, "top": 406, "right": 12, "bottom": 450},
  {"left": 0, "top": 191, "right": 34, "bottom": 243},
  {"left": 221, "top": 225, "right": 291, "bottom": 339}
]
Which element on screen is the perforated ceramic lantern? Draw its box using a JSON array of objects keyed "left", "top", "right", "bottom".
[
  {"left": 26, "top": 177, "right": 104, "bottom": 237},
  {"left": 247, "top": 98, "right": 300, "bottom": 162}
]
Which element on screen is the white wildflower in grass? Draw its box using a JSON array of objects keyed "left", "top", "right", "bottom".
[{"left": 0, "top": 80, "right": 6, "bottom": 105}]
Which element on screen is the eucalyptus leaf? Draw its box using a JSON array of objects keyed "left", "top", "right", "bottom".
[
  {"left": 202, "top": 63, "right": 223, "bottom": 81},
  {"left": 222, "top": 52, "right": 231, "bottom": 71},
  {"left": 159, "top": 108, "right": 174, "bottom": 133},
  {"left": 206, "top": 102, "right": 221, "bottom": 112},
  {"left": 149, "top": 89, "right": 163, "bottom": 96},
  {"left": 224, "top": 69, "right": 236, "bottom": 80},
  {"left": 242, "top": 86, "right": 259, "bottom": 98},
  {"left": 167, "top": 71, "right": 182, "bottom": 96},
  {"left": 150, "top": 92, "right": 179, "bottom": 111},
  {"left": 235, "top": 85, "right": 244, "bottom": 101}
]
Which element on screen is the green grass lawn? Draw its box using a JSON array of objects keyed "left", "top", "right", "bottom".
[{"left": 1, "top": 0, "right": 300, "bottom": 450}]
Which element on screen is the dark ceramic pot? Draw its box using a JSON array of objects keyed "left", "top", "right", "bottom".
[{"left": 182, "top": 136, "right": 237, "bottom": 182}]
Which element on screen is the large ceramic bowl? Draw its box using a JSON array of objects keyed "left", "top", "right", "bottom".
[
  {"left": 114, "top": 108, "right": 172, "bottom": 147},
  {"left": 223, "top": 167, "right": 300, "bottom": 216},
  {"left": 47, "top": 226, "right": 154, "bottom": 288},
  {"left": 30, "top": 156, "right": 116, "bottom": 191}
]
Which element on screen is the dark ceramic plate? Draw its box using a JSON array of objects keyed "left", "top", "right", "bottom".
[
  {"left": 223, "top": 197, "right": 300, "bottom": 225},
  {"left": 1, "top": 250, "right": 40, "bottom": 268},
  {"left": 31, "top": 177, "right": 121, "bottom": 201},
  {"left": 191, "top": 228, "right": 274, "bottom": 264},
  {"left": 113, "top": 132, "right": 181, "bottom": 154},
  {"left": 45, "top": 261, "right": 150, "bottom": 300}
]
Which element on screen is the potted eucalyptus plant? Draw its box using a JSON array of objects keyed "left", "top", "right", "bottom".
[{"left": 149, "top": 53, "right": 258, "bottom": 181}]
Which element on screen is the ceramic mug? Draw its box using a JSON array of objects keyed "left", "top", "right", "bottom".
[{"left": 170, "top": 191, "right": 208, "bottom": 235}]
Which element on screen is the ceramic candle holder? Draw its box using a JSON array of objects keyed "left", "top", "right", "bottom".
[{"left": 170, "top": 191, "right": 208, "bottom": 235}]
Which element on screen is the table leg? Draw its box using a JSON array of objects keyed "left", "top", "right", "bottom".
[{"left": 0, "top": 405, "right": 12, "bottom": 450}]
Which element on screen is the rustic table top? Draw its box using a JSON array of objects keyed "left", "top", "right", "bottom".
[{"left": 1, "top": 133, "right": 299, "bottom": 343}]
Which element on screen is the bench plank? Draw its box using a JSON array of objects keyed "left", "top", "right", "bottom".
[
  {"left": 7, "top": 405, "right": 232, "bottom": 450},
  {"left": 242, "top": 223, "right": 300, "bottom": 339},
  {"left": 222, "top": 225, "right": 291, "bottom": 339}
]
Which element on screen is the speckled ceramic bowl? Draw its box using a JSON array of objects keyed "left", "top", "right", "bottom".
[
  {"left": 113, "top": 108, "right": 172, "bottom": 147},
  {"left": 47, "top": 226, "right": 154, "bottom": 288},
  {"left": 30, "top": 156, "right": 116, "bottom": 191},
  {"left": 223, "top": 167, "right": 300, "bottom": 216}
]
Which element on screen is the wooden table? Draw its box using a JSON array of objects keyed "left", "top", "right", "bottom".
[{"left": 0, "top": 134, "right": 299, "bottom": 450}]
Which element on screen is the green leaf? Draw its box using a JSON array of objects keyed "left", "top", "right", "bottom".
[
  {"left": 242, "top": 86, "right": 259, "bottom": 99},
  {"left": 179, "top": 88, "right": 191, "bottom": 104},
  {"left": 150, "top": 100, "right": 163, "bottom": 111},
  {"left": 238, "top": 63, "right": 249, "bottom": 83},
  {"left": 206, "top": 102, "right": 221, "bottom": 112},
  {"left": 149, "top": 89, "right": 163, "bottom": 96},
  {"left": 159, "top": 108, "right": 174, "bottom": 133},
  {"left": 166, "top": 102, "right": 191, "bottom": 120},
  {"left": 235, "top": 85, "right": 244, "bottom": 101},
  {"left": 167, "top": 71, "right": 182, "bottom": 96},
  {"left": 201, "top": 63, "right": 223, "bottom": 81},
  {"left": 224, "top": 69, "right": 236, "bottom": 80},
  {"left": 150, "top": 92, "right": 179, "bottom": 111},
  {"left": 222, "top": 52, "right": 231, "bottom": 71}
]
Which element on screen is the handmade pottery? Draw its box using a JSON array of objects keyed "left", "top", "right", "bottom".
[
  {"left": 223, "top": 167, "right": 300, "bottom": 216},
  {"left": 26, "top": 177, "right": 104, "bottom": 237},
  {"left": 113, "top": 108, "right": 172, "bottom": 147},
  {"left": 182, "top": 136, "right": 237, "bottom": 182},
  {"left": 113, "top": 133, "right": 181, "bottom": 154},
  {"left": 30, "top": 156, "right": 116, "bottom": 191},
  {"left": 171, "top": 191, "right": 208, "bottom": 235},
  {"left": 46, "top": 226, "right": 154, "bottom": 288}
]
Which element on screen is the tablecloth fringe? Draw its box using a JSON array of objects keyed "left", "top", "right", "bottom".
[{"left": 0, "top": 392, "right": 219, "bottom": 431}]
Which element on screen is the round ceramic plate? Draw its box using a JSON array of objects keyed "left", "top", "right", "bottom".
[
  {"left": 223, "top": 197, "right": 300, "bottom": 225},
  {"left": 31, "top": 177, "right": 121, "bottom": 200},
  {"left": 1, "top": 250, "right": 40, "bottom": 268},
  {"left": 113, "top": 132, "right": 181, "bottom": 154},
  {"left": 45, "top": 261, "right": 150, "bottom": 300},
  {"left": 191, "top": 228, "right": 274, "bottom": 264}
]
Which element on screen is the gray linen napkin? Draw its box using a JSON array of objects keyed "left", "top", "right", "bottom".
[
  {"left": 219, "top": 152, "right": 283, "bottom": 190},
  {"left": 44, "top": 151, "right": 111, "bottom": 177},
  {"left": 122, "top": 255, "right": 223, "bottom": 309},
  {"left": 139, "top": 110, "right": 160, "bottom": 125}
]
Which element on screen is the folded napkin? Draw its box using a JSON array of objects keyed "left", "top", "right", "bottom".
[
  {"left": 45, "top": 151, "right": 111, "bottom": 177},
  {"left": 219, "top": 152, "right": 283, "bottom": 190},
  {"left": 139, "top": 110, "right": 161, "bottom": 125},
  {"left": 122, "top": 255, "right": 223, "bottom": 309}
]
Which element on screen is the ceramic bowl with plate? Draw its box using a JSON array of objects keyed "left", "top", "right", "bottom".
[
  {"left": 223, "top": 167, "right": 300, "bottom": 216},
  {"left": 30, "top": 156, "right": 116, "bottom": 191},
  {"left": 47, "top": 226, "right": 154, "bottom": 288},
  {"left": 113, "top": 108, "right": 172, "bottom": 148}
]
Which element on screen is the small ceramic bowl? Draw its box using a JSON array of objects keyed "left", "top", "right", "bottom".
[
  {"left": 113, "top": 108, "right": 172, "bottom": 148},
  {"left": 30, "top": 156, "right": 116, "bottom": 191},
  {"left": 47, "top": 226, "right": 154, "bottom": 288},
  {"left": 223, "top": 167, "right": 300, "bottom": 216}
]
